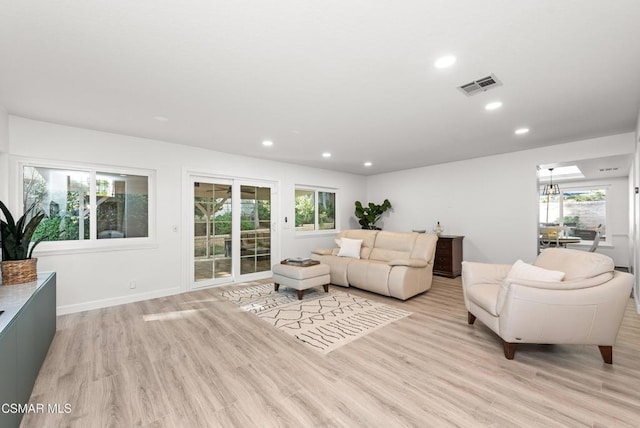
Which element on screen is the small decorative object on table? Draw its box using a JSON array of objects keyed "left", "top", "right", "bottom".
[{"left": 433, "top": 221, "right": 444, "bottom": 237}]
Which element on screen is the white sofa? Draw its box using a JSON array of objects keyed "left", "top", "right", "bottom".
[
  {"left": 462, "top": 248, "right": 633, "bottom": 363},
  {"left": 311, "top": 230, "right": 438, "bottom": 300}
]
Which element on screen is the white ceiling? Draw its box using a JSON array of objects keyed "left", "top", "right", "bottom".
[{"left": 1, "top": 0, "right": 639, "bottom": 175}]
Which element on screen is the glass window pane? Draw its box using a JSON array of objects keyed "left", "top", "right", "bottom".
[
  {"left": 240, "top": 185, "right": 271, "bottom": 274},
  {"left": 194, "top": 182, "right": 232, "bottom": 281},
  {"left": 295, "top": 189, "right": 315, "bottom": 231},
  {"left": 318, "top": 191, "right": 335, "bottom": 230},
  {"left": 563, "top": 189, "right": 606, "bottom": 237},
  {"left": 24, "top": 166, "right": 91, "bottom": 242},
  {"left": 96, "top": 172, "right": 149, "bottom": 239},
  {"left": 540, "top": 187, "right": 606, "bottom": 241}
]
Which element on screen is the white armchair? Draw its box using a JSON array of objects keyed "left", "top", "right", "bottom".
[{"left": 462, "top": 248, "right": 633, "bottom": 363}]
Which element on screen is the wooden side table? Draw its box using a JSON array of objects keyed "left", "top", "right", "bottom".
[{"left": 433, "top": 235, "right": 464, "bottom": 278}]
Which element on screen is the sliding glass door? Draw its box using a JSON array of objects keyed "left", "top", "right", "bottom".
[
  {"left": 239, "top": 185, "right": 272, "bottom": 275},
  {"left": 191, "top": 176, "right": 274, "bottom": 288},
  {"left": 193, "top": 179, "right": 233, "bottom": 284}
]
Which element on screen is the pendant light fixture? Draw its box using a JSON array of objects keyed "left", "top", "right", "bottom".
[{"left": 543, "top": 168, "right": 561, "bottom": 196}]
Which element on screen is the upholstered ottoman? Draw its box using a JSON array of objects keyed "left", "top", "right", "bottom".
[{"left": 272, "top": 263, "right": 331, "bottom": 299}]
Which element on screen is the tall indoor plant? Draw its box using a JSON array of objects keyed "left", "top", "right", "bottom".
[
  {"left": 0, "top": 201, "right": 46, "bottom": 285},
  {"left": 354, "top": 199, "right": 392, "bottom": 230}
]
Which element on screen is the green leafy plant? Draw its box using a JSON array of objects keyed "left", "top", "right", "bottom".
[
  {"left": 354, "top": 199, "right": 392, "bottom": 230},
  {"left": 0, "top": 201, "right": 46, "bottom": 261}
]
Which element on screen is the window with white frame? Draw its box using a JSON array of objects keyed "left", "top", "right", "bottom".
[
  {"left": 295, "top": 187, "right": 336, "bottom": 232},
  {"left": 21, "top": 162, "right": 153, "bottom": 246},
  {"left": 539, "top": 185, "right": 607, "bottom": 240}
]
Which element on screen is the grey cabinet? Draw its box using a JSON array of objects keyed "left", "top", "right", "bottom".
[{"left": 0, "top": 272, "right": 56, "bottom": 428}]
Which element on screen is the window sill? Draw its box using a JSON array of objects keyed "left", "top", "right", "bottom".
[
  {"left": 566, "top": 241, "right": 612, "bottom": 249},
  {"left": 32, "top": 239, "right": 159, "bottom": 257},
  {"left": 295, "top": 230, "right": 338, "bottom": 238}
]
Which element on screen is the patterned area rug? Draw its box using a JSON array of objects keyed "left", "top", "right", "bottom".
[{"left": 221, "top": 283, "right": 412, "bottom": 354}]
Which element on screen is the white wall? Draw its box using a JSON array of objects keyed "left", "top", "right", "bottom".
[
  {"left": 8, "top": 116, "right": 366, "bottom": 314},
  {"left": 366, "top": 133, "right": 636, "bottom": 266},
  {"left": 633, "top": 108, "right": 640, "bottom": 311},
  {"left": 0, "top": 106, "right": 9, "bottom": 203}
]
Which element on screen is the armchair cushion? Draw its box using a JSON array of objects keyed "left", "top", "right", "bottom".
[{"left": 467, "top": 283, "right": 501, "bottom": 316}]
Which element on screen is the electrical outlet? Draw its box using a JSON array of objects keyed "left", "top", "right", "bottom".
[{"left": 129, "top": 280, "right": 136, "bottom": 289}]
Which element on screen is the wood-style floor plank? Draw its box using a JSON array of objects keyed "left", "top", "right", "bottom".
[{"left": 21, "top": 276, "right": 640, "bottom": 427}]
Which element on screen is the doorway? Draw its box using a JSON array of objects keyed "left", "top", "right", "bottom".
[{"left": 190, "top": 176, "right": 275, "bottom": 289}]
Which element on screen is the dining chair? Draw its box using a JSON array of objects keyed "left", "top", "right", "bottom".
[{"left": 588, "top": 224, "right": 602, "bottom": 253}]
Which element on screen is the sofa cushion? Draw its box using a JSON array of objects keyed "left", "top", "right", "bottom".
[
  {"left": 369, "top": 231, "right": 417, "bottom": 262},
  {"left": 337, "top": 237, "right": 362, "bottom": 259},
  {"left": 337, "top": 230, "right": 378, "bottom": 259},
  {"left": 410, "top": 233, "right": 438, "bottom": 262},
  {"left": 347, "top": 259, "right": 392, "bottom": 296}
]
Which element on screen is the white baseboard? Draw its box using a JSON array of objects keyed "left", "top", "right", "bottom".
[{"left": 56, "top": 287, "right": 182, "bottom": 315}]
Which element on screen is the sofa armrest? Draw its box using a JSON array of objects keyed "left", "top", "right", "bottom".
[
  {"left": 312, "top": 248, "right": 334, "bottom": 256},
  {"left": 388, "top": 258, "right": 428, "bottom": 268}
]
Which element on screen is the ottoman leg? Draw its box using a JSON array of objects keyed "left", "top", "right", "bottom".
[
  {"left": 323, "top": 284, "right": 329, "bottom": 292},
  {"left": 297, "top": 290, "right": 304, "bottom": 300},
  {"left": 274, "top": 283, "right": 280, "bottom": 292}
]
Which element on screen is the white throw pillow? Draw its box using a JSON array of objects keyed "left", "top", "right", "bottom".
[
  {"left": 507, "top": 259, "right": 565, "bottom": 282},
  {"left": 337, "top": 238, "right": 362, "bottom": 259},
  {"left": 496, "top": 260, "right": 566, "bottom": 314}
]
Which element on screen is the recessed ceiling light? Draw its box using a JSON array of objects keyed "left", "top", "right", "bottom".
[
  {"left": 485, "top": 101, "right": 503, "bottom": 111},
  {"left": 434, "top": 55, "right": 456, "bottom": 69},
  {"left": 364, "top": 162, "right": 372, "bottom": 167},
  {"left": 153, "top": 115, "right": 169, "bottom": 122},
  {"left": 515, "top": 128, "right": 529, "bottom": 135},
  {"left": 262, "top": 140, "right": 273, "bottom": 147},
  {"left": 322, "top": 152, "right": 331, "bottom": 158}
]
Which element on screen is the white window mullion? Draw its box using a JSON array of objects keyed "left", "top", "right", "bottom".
[
  {"left": 314, "top": 190, "right": 319, "bottom": 231},
  {"left": 89, "top": 170, "right": 97, "bottom": 241}
]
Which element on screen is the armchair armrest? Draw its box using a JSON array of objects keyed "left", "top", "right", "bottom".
[
  {"left": 312, "top": 248, "right": 334, "bottom": 256},
  {"left": 461, "top": 261, "right": 512, "bottom": 287},
  {"left": 496, "top": 272, "right": 616, "bottom": 314},
  {"left": 388, "top": 258, "right": 428, "bottom": 268}
]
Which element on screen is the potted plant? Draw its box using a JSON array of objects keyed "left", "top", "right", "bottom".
[
  {"left": 354, "top": 199, "right": 392, "bottom": 230},
  {"left": 0, "top": 201, "right": 46, "bottom": 285}
]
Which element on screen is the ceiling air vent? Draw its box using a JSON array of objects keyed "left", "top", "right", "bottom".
[{"left": 457, "top": 74, "right": 502, "bottom": 96}]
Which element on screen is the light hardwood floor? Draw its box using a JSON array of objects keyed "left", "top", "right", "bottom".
[{"left": 22, "top": 276, "right": 640, "bottom": 427}]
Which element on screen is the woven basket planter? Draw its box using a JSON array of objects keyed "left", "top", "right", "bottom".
[{"left": 1, "top": 258, "right": 38, "bottom": 285}]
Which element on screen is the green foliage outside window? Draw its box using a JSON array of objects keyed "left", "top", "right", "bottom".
[
  {"left": 295, "top": 193, "right": 315, "bottom": 227},
  {"left": 32, "top": 191, "right": 90, "bottom": 241}
]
